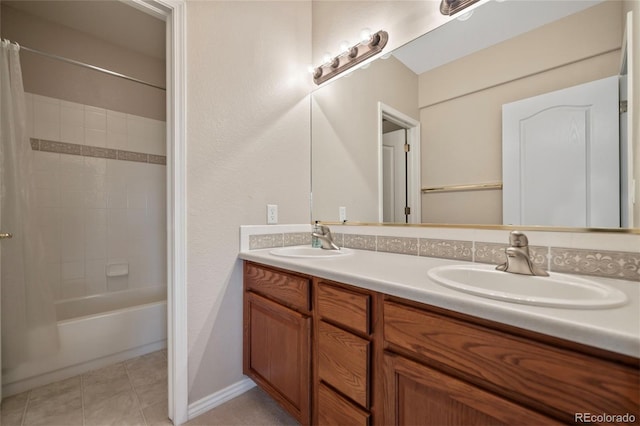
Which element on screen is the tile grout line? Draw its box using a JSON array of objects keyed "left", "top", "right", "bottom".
[
  {"left": 20, "top": 389, "right": 32, "bottom": 426},
  {"left": 80, "top": 374, "right": 86, "bottom": 426},
  {"left": 123, "top": 360, "right": 150, "bottom": 426}
]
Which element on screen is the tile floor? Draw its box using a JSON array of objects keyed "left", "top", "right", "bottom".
[
  {"left": 1, "top": 350, "right": 298, "bottom": 426},
  {"left": 1, "top": 350, "right": 170, "bottom": 426},
  {"left": 185, "top": 387, "right": 297, "bottom": 426}
]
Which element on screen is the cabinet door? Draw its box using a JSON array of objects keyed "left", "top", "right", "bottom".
[
  {"left": 383, "top": 353, "right": 561, "bottom": 426},
  {"left": 244, "top": 292, "right": 311, "bottom": 425}
]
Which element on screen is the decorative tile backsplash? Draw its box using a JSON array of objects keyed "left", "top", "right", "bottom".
[
  {"left": 283, "top": 232, "right": 311, "bottom": 247},
  {"left": 376, "top": 236, "right": 418, "bottom": 255},
  {"left": 245, "top": 226, "right": 640, "bottom": 282},
  {"left": 343, "top": 234, "right": 376, "bottom": 251},
  {"left": 474, "top": 243, "right": 547, "bottom": 267},
  {"left": 420, "top": 238, "right": 473, "bottom": 261},
  {"left": 550, "top": 248, "right": 639, "bottom": 281}
]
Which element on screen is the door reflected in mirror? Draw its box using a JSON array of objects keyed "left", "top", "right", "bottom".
[{"left": 311, "top": 0, "right": 638, "bottom": 230}]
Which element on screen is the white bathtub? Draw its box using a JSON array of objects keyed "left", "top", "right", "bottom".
[{"left": 2, "top": 287, "right": 167, "bottom": 397}]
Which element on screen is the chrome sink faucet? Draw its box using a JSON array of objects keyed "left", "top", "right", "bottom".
[
  {"left": 312, "top": 224, "right": 340, "bottom": 250},
  {"left": 496, "top": 231, "right": 548, "bottom": 276}
]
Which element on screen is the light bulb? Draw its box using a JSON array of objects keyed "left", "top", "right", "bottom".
[
  {"left": 307, "top": 65, "right": 315, "bottom": 74},
  {"left": 322, "top": 52, "right": 332, "bottom": 64},
  {"left": 339, "top": 40, "right": 350, "bottom": 54},
  {"left": 359, "top": 28, "right": 372, "bottom": 43},
  {"left": 457, "top": 10, "right": 474, "bottom": 21}
]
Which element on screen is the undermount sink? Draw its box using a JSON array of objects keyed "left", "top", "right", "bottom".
[
  {"left": 427, "top": 264, "right": 628, "bottom": 309},
  {"left": 270, "top": 246, "right": 353, "bottom": 258}
]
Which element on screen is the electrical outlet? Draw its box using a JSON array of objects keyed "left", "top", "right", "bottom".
[
  {"left": 339, "top": 206, "right": 347, "bottom": 222},
  {"left": 267, "top": 204, "right": 278, "bottom": 224}
]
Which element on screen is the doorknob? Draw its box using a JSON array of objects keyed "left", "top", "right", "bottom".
[{"left": 0, "top": 232, "right": 13, "bottom": 239}]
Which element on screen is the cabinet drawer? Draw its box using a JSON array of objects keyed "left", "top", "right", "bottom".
[
  {"left": 244, "top": 262, "right": 310, "bottom": 312},
  {"left": 383, "top": 300, "right": 640, "bottom": 421},
  {"left": 318, "top": 321, "right": 370, "bottom": 408},
  {"left": 317, "top": 281, "right": 370, "bottom": 335},
  {"left": 318, "top": 383, "right": 369, "bottom": 426}
]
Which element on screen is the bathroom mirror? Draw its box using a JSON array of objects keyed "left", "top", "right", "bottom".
[{"left": 311, "top": 0, "right": 638, "bottom": 230}]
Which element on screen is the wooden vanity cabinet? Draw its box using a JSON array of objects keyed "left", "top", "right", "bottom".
[
  {"left": 243, "top": 261, "right": 639, "bottom": 426},
  {"left": 382, "top": 297, "right": 640, "bottom": 425},
  {"left": 313, "top": 278, "right": 380, "bottom": 426},
  {"left": 243, "top": 262, "right": 312, "bottom": 425}
]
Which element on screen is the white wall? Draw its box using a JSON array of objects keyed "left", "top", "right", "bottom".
[
  {"left": 25, "top": 93, "right": 166, "bottom": 300},
  {"left": 186, "top": 0, "right": 311, "bottom": 403}
]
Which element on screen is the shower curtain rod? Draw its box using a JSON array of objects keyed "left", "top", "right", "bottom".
[{"left": 18, "top": 44, "right": 166, "bottom": 91}]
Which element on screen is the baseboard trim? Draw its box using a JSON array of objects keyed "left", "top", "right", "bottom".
[{"left": 187, "top": 377, "right": 257, "bottom": 420}]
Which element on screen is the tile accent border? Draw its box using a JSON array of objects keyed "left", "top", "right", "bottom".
[
  {"left": 342, "top": 234, "right": 376, "bottom": 251},
  {"left": 30, "top": 138, "right": 166, "bottom": 165},
  {"left": 420, "top": 238, "right": 473, "bottom": 261},
  {"left": 377, "top": 236, "right": 418, "bottom": 255},
  {"left": 550, "top": 247, "right": 640, "bottom": 282},
  {"left": 247, "top": 230, "right": 639, "bottom": 282},
  {"left": 249, "top": 232, "right": 310, "bottom": 250}
]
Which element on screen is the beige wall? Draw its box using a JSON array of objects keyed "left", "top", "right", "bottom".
[
  {"left": 312, "top": 56, "right": 418, "bottom": 222},
  {"left": 186, "top": 0, "right": 311, "bottom": 403},
  {"left": 419, "top": 0, "right": 623, "bottom": 224},
  {"left": 0, "top": 4, "right": 165, "bottom": 121}
]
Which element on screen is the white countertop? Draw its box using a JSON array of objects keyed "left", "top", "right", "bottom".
[{"left": 239, "top": 246, "right": 640, "bottom": 358}]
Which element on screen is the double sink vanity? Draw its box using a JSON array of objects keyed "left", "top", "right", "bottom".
[{"left": 240, "top": 229, "right": 640, "bottom": 425}]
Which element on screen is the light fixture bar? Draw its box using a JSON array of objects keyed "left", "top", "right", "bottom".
[
  {"left": 313, "top": 30, "right": 389, "bottom": 85},
  {"left": 439, "top": 0, "right": 481, "bottom": 16}
]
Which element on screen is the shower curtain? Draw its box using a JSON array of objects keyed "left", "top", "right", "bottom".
[{"left": 0, "top": 40, "right": 58, "bottom": 370}]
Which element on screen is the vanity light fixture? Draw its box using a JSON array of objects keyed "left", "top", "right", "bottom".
[
  {"left": 312, "top": 29, "right": 389, "bottom": 85},
  {"left": 439, "top": 0, "right": 481, "bottom": 16}
]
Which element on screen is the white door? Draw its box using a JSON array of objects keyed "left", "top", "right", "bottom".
[
  {"left": 502, "top": 76, "right": 619, "bottom": 227},
  {"left": 382, "top": 129, "right": 407, "bottom": 222}
]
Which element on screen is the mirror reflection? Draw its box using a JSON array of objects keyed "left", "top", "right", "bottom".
[{"left": 311, "top": 0, "right": 638, "bottom": 229}]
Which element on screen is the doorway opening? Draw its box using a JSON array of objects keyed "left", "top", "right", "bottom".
[
  {"left": 0, "top": 0, "right": 187, "bottom": 424},
  {"left": 377, "top": 102, "right": 421, "bottom": 223}
]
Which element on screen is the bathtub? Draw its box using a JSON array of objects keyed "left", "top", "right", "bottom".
[{"left": 2, "top": 286, "right": 167, "bottom": 397}]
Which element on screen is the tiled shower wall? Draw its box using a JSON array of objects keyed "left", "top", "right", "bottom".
[{"left": 25, "top": 93, "right": 167, "bottom": 300}]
